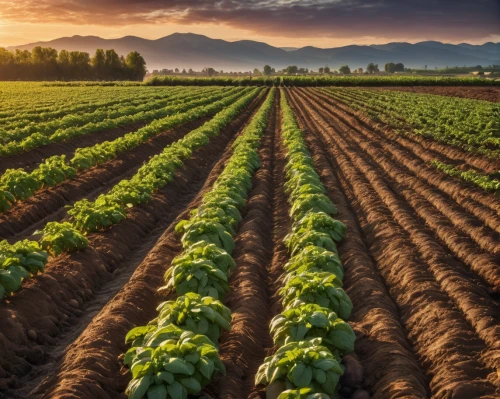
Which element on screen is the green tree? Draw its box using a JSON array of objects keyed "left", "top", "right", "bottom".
[
  {"left": 91, "top": 49, "right": 106, "bottom": 79},
  {"left": 339, "top": 65, "right": 351, "bottom": 74},
  {"left": 125, "top": 51, "right": 147, "bottom": 81},
  {"left": 263, "top": 65, "right": 272, "bottom": 75}
]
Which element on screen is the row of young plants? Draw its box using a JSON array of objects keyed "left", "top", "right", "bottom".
[
  {"left": 0, "top": 87, "right": 233, "bottom": 156},
  {"left": 319, "top": 87, "right": 500, "bottom": 157},
  {"left": 255, "top": 92, "right": 355, "bottom": 399},
  {"left": 0, "top": 88, "right": 263, "bottom": 301},
  {"left": 122, "top": 89, "right": 275, "bottom": 399},
  {"left": 0, "top": 87, "right": 188, "bottom": 134},
  {"left": 0, "top": 87, "right": 246, "bottom": 213},
  {"left": 0, "top": 83, "right": 157, "bottom": 119},
  {"left": 430, "top": 159, "right": 500, "bottom": 194},
  {"left": 145, "top": 75, "right": 499, "bottom": 88}
]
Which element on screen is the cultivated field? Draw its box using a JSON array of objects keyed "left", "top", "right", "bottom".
[{"left": 0, "top": 83, "right": 499, "bottom": 399}]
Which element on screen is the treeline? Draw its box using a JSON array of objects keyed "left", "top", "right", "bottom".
[
  {"left": 0, "top": 47, "right": 147, "bottom": 81},
  {"left": 146, "top": 75, "right": 499, "bottom": 87}
]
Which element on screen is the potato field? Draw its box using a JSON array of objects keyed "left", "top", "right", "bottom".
[{"left": 0, "top": 82, "right": 499, "bottom": 399}]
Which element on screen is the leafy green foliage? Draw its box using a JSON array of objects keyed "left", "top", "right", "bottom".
[
  {"left": 284, "top": 246, "right": 343, "bottom": 280},
  {"left": 430, "top": 159, "right": 500, "bottom": 194},
  {"left": 255, "top": 339, "right": 344, "bottom": 395},
  {"left": 280, "top": 273, "right": 352, "bottom": 320},
  {"left": 270, "top": 303, "right": 355, "bottom": 354},
  {"left": 322, "top": 87, "right": 500, "bottom": 156},
  {"left": 152, "top": 293, "right": 231, "bottom": 343},
  {"left": 124, "top": 326, "right": 225, "bottom": 399},
  {"left": 0, "top": 169, "right": 41, "bottom": 200},
  {"left": 31, "top": 155, "right": 77, "bottom": 188},
  {"left": 68, "top": 197, "right": 127, "bottom": 233},
  {"left": 38, "top": 222, "right": 88, "bottom": 256},
  {"left": 0, "top": 240, "right": 48, "bottom": 299},
  {"left": 124, "top": 89, "right": 276, "bottom": 398}
]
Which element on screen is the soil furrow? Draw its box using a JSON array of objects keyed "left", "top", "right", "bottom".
[
  {"left": 0, "top": 117, "right": 212, "bottom": 240},
  {"left": 293, "top": 89, "right": 500, "bottom": 371},
  {"left": 0, "top": 122, "right": 149, "bottom": 175},
  {"left": 0, "top": 91, "right": 267, "bottom": 392},
  {"left": 285, "top": 89, "right": 430, "bottom": 399},
  {"left": 298, "top": 89, "right": 500, "bottom": 290},
  {"left": 215, "top": 92, "right": 279, "bottom": 399},
  {"left": 17, "top": 110, "right": 242, "bottom": 399},
  {"left": 311, "top": 88, "right": 500, "bottom": 223},
  {"left": 315, "top": 88, "right": 500, "bottom": 175},
  {"left": 287, "top": 89, "right": 500, "bottom": 398}
]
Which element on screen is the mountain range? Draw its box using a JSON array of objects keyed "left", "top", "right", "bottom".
[{"left": 8, "top": 33, "right": 500, "bottom": 71}]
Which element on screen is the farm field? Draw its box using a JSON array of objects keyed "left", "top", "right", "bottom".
[{"left": 0, "top": 83, "right": 499, "bottom": 399}]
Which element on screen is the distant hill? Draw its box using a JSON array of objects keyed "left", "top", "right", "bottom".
[{"left": 8, "top": 33, "right": 500, "bottom": 71}]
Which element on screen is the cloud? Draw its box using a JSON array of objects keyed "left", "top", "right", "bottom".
[{"left": 1, "top": 0, "right": 499, "bottom": 42}]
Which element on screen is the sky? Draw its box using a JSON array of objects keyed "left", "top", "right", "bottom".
[{"left": 0, "top": 0, "right": 499, "bottom": 48}]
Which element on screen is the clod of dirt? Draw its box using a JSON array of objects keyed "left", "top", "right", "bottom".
[
  {"left": 351, "top": 389, "right": 370, "bottom": 399},
  {"left": 68, "top": 299, "right": 80, "bottom": 309},
  {"left": 341, "top": 354, "right": 364, "bottom": 388},
  {"left": 266, "top": 380, "right": 286, "bottom": 399},
  {"left": 27, "top": 330, "right": 37, "bottom": 341}
]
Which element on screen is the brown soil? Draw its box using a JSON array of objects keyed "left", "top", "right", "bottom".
[
  {"left": 0, "top": 90, "right": 268, "bottom": 395},
  {"left": 287, "top": 88, "right": 500, "bottom": 398},
  {"left": 0, "top": 122, "right": 148, "bottom": 174},
  {"left": 2, "top": 86, "right": 500, "bottom": 399},
  {"left": 375, "top": 86, "right": 500, "bottom": 103},
  {"left": 213, "top": 91, "right": 288, "bottom": 399},
  {"left": 0, "top": 117, "right": 211, "bottom": 240}
]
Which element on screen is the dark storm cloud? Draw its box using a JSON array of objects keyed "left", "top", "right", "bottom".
[{"left": 2, "top": 0, "right": 499, "bottom": 41}]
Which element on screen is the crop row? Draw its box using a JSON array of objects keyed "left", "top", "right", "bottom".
[
  {"left": 0, "top": 83, "right": 165, "bottom": 118},
  {"left": 0, "top": 87, "right": 234, "bottom": 156},
  {"left": 0, "top": 86, "right": 188, "bottom": 134},
  {"left": 0, "top": 88, "right": 262, "bottom": 300},
  {"left": 319, "top": 87, "right": 500, "bottom": 156},
  {"left": 0, "top": 87, "right": 186, "bottom": 130},
  {"left": 430, "top": 159, "right": 500, "bottom": 194},
  {"left": 0, "top": 87, "right": 246, "bottom": 213},
  {"left": 121, "top": 89, "right": 275, "bottom": 399},
  {"left": 255, "top": 92, "right": 355, "bottom": 399},
  {"left": 145, "top": 75, "right": 500, "bottom": 87}
]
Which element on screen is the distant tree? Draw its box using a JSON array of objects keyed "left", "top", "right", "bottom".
[
  {"left": 324, "top": 66, "right": 331, "bottom": 73},
  {"left": 91, "top": 49, "right": 106, "bottom": 79},
  {"left": 174, "top": 68, "right": 179, "bottom": 73},
  {"left": 367, "top": 63, "right": 377, "bottom": 73},
  {"left": 125, "top": 51, "right": 147, "bottom": 81},
  {"left": 205, "top": 67, "right": 216, "bottom": 76},
  {"left": 395, "top": 63, "right": 404, "bottom": 72},
  {"left": 271, "top": 67, "right": 275, "bottom": 73},
  {"left": 182, "top": 68, "right": 187, "bottom": 74},
  {"left": 358, "top": 67, "right": 363, "bottom": 73},
  {"left": 476, "top": 65, "right": 483, "bottom": 69},
  {"left": 385, "top": 62, "right": 396, "bottom": 73},
  {"left": 286, "top": 65, "right": 298, "bottom": 74},
  {"left": 339, "top": 65, "right": 351, "bottom": 74},
  {"left": 263, "top": 65, "right": 272, "bottom": 75},
  {"left": 253, "top": 68, "right": 261, "bottom": 75},
  {"left": 424, "top": 65, "right": 428, "bottom": 70},
  {"left": 188, "top": 68, "right": 193, "bottom": 74},
  {"left": 318, "top": 67, "right": 324, "bottom": 73}
]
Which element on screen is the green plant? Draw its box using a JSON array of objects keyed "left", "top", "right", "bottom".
[
  {"left": 153, "top": 293, "right": 231, "bottom": 343},
  {"left": 255, "top": 339, "right": 344, "bottom": 395},
  {"left": 164, "top": 257, "right": 230, "bottom": 300},
  {"left": 280, "top": 272, "right": 351, "bottom": 320},
  {"left": 0, "top": 169, "right": 40, "bottom": 200},
  {"left": 270, "top": 303, "right": 355, "bottom": 354},
  {"left": 38, "top": 221, "right": 88, "bottom": 256},
  {"left": 124, "top": 326, "right": 225, "bottom": 399},
  {"left": 284, "top": 246, "right": 343, "bottom": 281},
  {"left": 0, "top": 190, "right": 15, "bottom": 212},
  {"left": 68, "top": 196, "right": 127, "bottom": 233}
]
